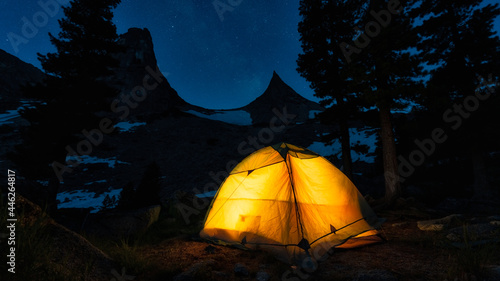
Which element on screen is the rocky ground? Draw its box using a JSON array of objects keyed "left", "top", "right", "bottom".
[
  {"left": 131, "top": 206, "right": 500, "bottom": 281},
  {"left": 2, "top": 193, "right": 500, "bottom": 281}
]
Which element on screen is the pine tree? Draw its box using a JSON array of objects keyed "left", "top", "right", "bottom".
[
  {"left": 297, "top": 0, "right": 366, "bottom": 179},
  {"left": 11, "top": 0, "right": 122, "bottom": 210},
  {"left": 297, "top": 0, "right": 424, "bottom": 205},
  {"left": 117, "top": 182, "right": 136, "bottom": 210},
  {"left": 100, "top": 194, "right": 117, "bottom": 211},
  {"left": 135, "top": 162, "right": 162, "bottom": 208},
  {"left": 347, "top": 0, "right": 423, "bottom": 205},
  {"left": 415, "top": 0, "right": 500, "bottom": 199}
]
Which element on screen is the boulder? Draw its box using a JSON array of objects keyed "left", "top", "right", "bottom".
[
  {"left": 84, "top": 204, "right": 161, "bottom": 237},
  {"left": 446, "top": 233, "right": 461, "bottom": 242},
  {"left": 447, "top": 223, "right": 500, "bottom": 243},
  {"left": 234, "top": 263, "right": 250, "bottom": 276},
  {"left": 173, "top": 259, "right": 216, "bottom": 281},
  {"left": 490, "top": 221, "right": 500, "bottom": 226},
  {"left": 417, "top": 214, "right": 463, "bottom": 231},
  {"left": 488, "top": 215, "right": 500, "bottom": 221},
  {"left": 256, "top": 270, "right": 271, "bottom": 281},
  {"left": 488, "top": 266, "right": 500, "bottom": 281},
  {"left": 392, "top": 222, "right": 410, "bottom": 228},
  {"left": 354, "top": 269, "right": 398, "bottom": 281}
]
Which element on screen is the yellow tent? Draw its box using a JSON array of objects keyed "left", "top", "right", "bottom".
[{"left": 200, "top": 143, "right": 384, "bottom": 264}]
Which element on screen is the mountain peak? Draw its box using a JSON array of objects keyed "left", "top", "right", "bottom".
[
  {"left": 242, "top": 72, "right": 323, "bottom": 125},
  {"left": 270, "top": 70, "right": 284, "bottom": 85},
  {"left": 110, "top": 27, "right": 187, "bottom": 117},
  {"left": 0, "top": 49, "right": 45, "bottom": 105},
  {"left": 259, "top": 71, "right": 310, "bottom": 103}
]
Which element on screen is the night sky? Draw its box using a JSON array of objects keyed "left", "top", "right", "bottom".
[{"left": 1, "top": 1, "right": 499, "bottom": 109}]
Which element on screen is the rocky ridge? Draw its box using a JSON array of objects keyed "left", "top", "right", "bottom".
[{"left": 0, "top": 49, "right": 45, "bottom": 110}]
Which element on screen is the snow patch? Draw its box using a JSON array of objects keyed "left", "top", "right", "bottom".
[
  {"left": 185, "top": 110, "right": 252, "bottom": 126},
  {"left": 195, "top": 190, "right": 217, "bottom": 198},
  {"left": 0, "top": 109, "right": 20, "bottom": 124},
  {"left": 114, "top": 121, "right": 146, "bottom": 132},
  {"left": 308, "top": 141, "right": 340, "bottom": 157},
  {"left": 391, "top": 100, "right": 419, "bottom": 113},
  {"left": 84, "top": 179, "right": 108, "bottom": 186},
  {"left": 0, "top": 100, "right": 47, "bottom": 125},
  {"left": 308, "top": 127, "right": 378, "bottom": 163},
  {"left": 36, "top": 180, "right": 49, "bottom": 187},
  {"left": 66, "top": 155, "right": 129, "bottom": 168},
  {"left": 350, "top": 128, "right": 378, "bottom": 163},
  {"left": 57, "top": 188, "right": 122, "bottom": 213},
  {"left": 309, "top": 110, "right": 322, "bottom": 119}
]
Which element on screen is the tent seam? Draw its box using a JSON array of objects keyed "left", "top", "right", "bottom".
[
  {"left": 230, "top": 160, "right": 285, "bottom": 175},
  {"left": 203, "top": 172, "right": 250, "bottom": 226}
]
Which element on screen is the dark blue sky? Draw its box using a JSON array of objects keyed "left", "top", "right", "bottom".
[{"left": 1, "top": 1, "right": 499, "bottom": 109}]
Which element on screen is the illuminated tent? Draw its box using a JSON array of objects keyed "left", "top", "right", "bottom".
[{"left": 200, "top": 143, "right": 384, "bottom": 264}]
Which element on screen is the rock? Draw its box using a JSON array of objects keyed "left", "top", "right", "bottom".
[
  {"left": 417, "top": 222, "right": 444, "bottom": 231},
  {"left": 417, "top": 214, "right": 463, "bottom": 231},
  {"left": 173, "top": 259, "right": 216, "bottom": 281},
  {"left": 213, "top": 271, "right": 230, "bottom": 279},
  {"left": 259, "top": 264, "right": 268, "bottom": 269},
  {"left": 354, "top": 269, "right": 398, "bottom": 281},
  {"left": 234, "top": 263, "right": 249, "bottom": 276},
  {"left": 446, "top": 233, "right": 461, "bottom": 242},
  {"left": 451, "top": 240, "right": 497, "bottom": 249},
  {"left": 488, "top": 266, "right": 500, "bottom": 281},
  {"left": 435, "top": 198, "right": 470, "bottom": 213},
  {"left": 256, "top": 270, "right": 271, "bottom": 281},
  {"left": 85, "top": 204, "right": 161, "bottom": 237},
  {"left": 204, "top": 245, "right": 217, "bottom": 254},
  {"left": 447, "top": 223, "right": 500, "bottom": 246},
  {"left": 392, "top": 222, "right": 410, "bottom": 227}
]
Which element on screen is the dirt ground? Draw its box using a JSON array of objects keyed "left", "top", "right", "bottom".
[
  {"left": 4, "top": 195, "right": 499, "bottom": 281},
  {"left": 133, "top": 212, "right": 500, "bottom": 281}
]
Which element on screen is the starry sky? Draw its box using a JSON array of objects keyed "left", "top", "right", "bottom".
[{"left": 1, "top": 0, "right": 499, "bottom": 109}]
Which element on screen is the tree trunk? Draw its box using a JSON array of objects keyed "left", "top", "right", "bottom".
[
  {"left": 379, "top": 105, "right": 401, "bottom": 205},
  {"left": 470, "top": 142, "right": 490, "bottom": 200},
  {"left": 47, "top": 176, "right": 60, "bottom": 214},
  {"left": 339, "top": 117, "right": 353, "bottom": 180},
  {"left": 46, "top": 145, "right": 66, "bottom": 214}
]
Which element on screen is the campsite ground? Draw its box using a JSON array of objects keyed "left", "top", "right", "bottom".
[
  {"left": 3, "top": 195, "right": 499, "bottom": 281},
  {"left": 88, "top": 201, "right": 500, "bottom": 281}
]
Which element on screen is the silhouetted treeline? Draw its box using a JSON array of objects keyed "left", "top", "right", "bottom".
[
  {"left": 10, "top": 0, "right": 123, "bottom": 211},
  {"left": 297, "top": 0, "right": 499, "bottom": 205}
]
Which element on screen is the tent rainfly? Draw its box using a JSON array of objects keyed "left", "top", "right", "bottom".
[{"left": 200, "top": 143, "right": 384, "bottom": 264}]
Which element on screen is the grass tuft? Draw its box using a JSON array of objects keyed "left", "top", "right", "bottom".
[{"left": 447, "top": 224, "right": 500, "bottom": 281}]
